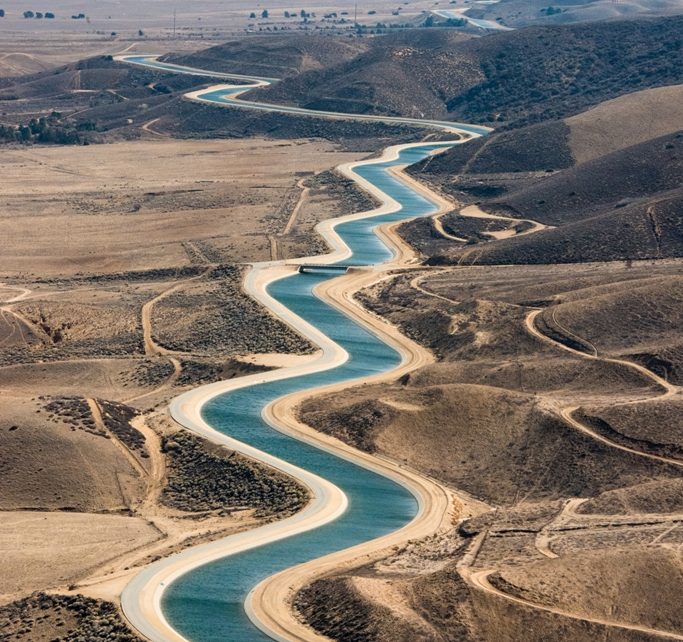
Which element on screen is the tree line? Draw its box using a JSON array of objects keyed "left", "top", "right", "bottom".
[{"left": 0, "top": 114, "right": 89, "bottom": 145}]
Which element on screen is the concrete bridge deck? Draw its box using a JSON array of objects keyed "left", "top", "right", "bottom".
[{"left": 295, "top": 263, "right": 364, "bottom": 273}]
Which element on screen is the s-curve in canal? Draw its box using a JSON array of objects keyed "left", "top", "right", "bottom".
[{"left": 117, "top": 56, "right": 489, "bottom": 642}]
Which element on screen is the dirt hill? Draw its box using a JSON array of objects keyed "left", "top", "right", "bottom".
[
  {"left": 405, "top": 127, "right": 683, "bottom": 265},
  {"left": 250, "top": 18, "right": 683, "bottom": 125},
  {"left": 164, "top": 35, "right": 369, "bottom": 78},
  {"left": 410, "top": 84, "right": 683, "bottom": 177},
  {"left": 250, "top": 30, "right": 478, "bottom": 118}
]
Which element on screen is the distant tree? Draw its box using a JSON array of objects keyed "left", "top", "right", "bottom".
[
  {"left": 45, "top": 11, "right": 55, "bottom": 18},
  {"left": 249, "top": 11, "right": 256, "bottom": 18},
  {"left": 138, "top": 28, "right": 144, "bottom": 36},
  {"left": 261, "top": 8, "right": 269, "bottom": 18},
  {"left": 423, "top": 15, "right": 434, "bottom": 27},
  {"left": 0, "top": 9, "right": 5, "bottom": 17},
  {"left": 284, "top": 10, "right": 290, "bottom": 17},
  {"left": 35, "top": 11, "right": 43, "bottom": 18},
  {"left": 23, "top": 10, "right": 35, "bottom": 18}
]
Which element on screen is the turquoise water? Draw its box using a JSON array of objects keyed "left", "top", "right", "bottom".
[
  {"left": 162, "top": 145, "right": 450, "bottom": 642},
  {"left": 122, "top": 55, "right": 491, "bottom": 136},
  {"left": 119, "top": 56, "right": 484, "bottom": 642}
]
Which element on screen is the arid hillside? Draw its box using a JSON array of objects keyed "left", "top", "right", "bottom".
[
  {"left": 296, "top": 260, "right": 683, "bottom": 642},
  {"left": 402, "top": 86, "right": 683, "bottom": 265},
  {"left": 164, "top": 35, "right": 370, "bottom": 78},
  {"left": 252, "top": 18, "right": 683, "bottom": 126},
  {"left": 411, "top": 84, "right": 683, "bottom": 176}
]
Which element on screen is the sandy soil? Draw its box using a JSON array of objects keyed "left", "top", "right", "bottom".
[
  {"left": 0, "top": 511, "right": 161, "bottom": 600},
  {"left": 0, "top": 138, "right": 364, "bottom": 276}
]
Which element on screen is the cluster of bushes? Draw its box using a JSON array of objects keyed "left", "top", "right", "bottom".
[
  {"left": 0, "top": 593, "right": 142, "bottom": 642},
  {"left": 22, "top": 10, "right": 55, "bottom": 18},
  {"left": 161, "top": 431, "right": 308, "bottom": 517},
  {"left": 0, "top": 113, "right": 89, "bottom": 144}
]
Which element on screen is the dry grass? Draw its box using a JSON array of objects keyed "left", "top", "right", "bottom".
[
  {"left": 0, "top": 511, "right": 160, "bottom": 598},
  {"left": 0, "top": 138, "right": 363, "bottom": 276},
  {"left": 0, "top": 395, "right": 145, "bottom": 512},
  {"left": 567, "top": 84, "right": 683, "bottom": 164}
]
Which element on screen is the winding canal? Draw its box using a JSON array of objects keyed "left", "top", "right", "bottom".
[{"left": 116, "top": 55, "right": 489, "bottom": 642}]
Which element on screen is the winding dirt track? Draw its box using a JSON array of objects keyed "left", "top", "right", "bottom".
[
  {"left": 525, "top": 308, "right": 682, "bottom": 468},
  {"left": 461, "top": 565, "right": 683, "bottom": 641},
  {"left": 126, "top": 270, "right": 211, "bottom": 405},
  {"left": 432, "top": 203, "right": 552, "bottom": 247}
]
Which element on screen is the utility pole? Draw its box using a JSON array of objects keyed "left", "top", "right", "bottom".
[
  {"left": 172, "top": 7, "right": 176, "bottom": 38},
  {"left": 354, "top": 3, "right": 357, "bottom": 27}
]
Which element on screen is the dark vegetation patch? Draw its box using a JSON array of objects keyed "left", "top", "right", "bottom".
[
  {"left": 153, "top": 265, "right": 314, "bottom": 356},
  {"left": 41, "top": 396, "right": 100, "bottom": 436},
  {"left": 0, "top": 592, "right": 142, "bottom": 642},
  {"left": 161, "top": 431, "right": 308, "bottom": 517},
  {"left": 296, "top": 576, "right": 417, "bottom": 642},
  {"left": 441, "top": 212, "right": 512, "bottom": 243},
  {"left": 97, "top": 399, "right": 146, "bottom": 457},
  {"left": 175, "top": 358, "right": 270, "bottom": 387},
  {"left": 0, "top": 113, "right": 85, "bottom": 145},
  {"left": 299, "top": 399, "right": 396, "bottom": 452},
  {"left": 575, "top": 409, "right": 683, "bottom": 461},
  {"left": 306, "top": 170, "right": 378, "bottom": 217},
  {"left": 34, "top": 266, "right": 205, "bottom": 286},
  {"left": 119, "top": 359, "right": 175, "bottom": 389},
  {"left": 397, "top": 217, "right": 456, "bottom": 259}
]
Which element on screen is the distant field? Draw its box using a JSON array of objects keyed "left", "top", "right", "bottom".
[{"left": 0, "top": 137, "right": 361, "bottom": 275}]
